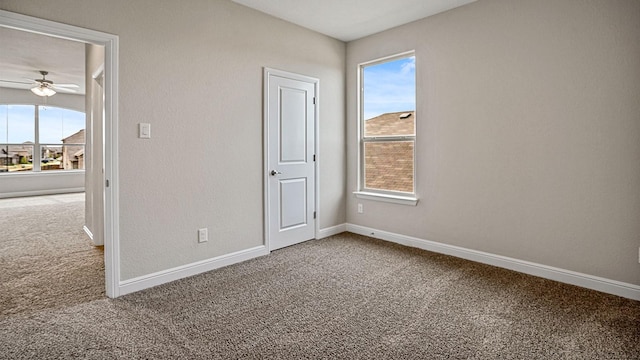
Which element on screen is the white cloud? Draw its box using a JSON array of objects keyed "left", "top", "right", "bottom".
[{"left": 400, "top": 56, "right": 416, "bottom": 75}]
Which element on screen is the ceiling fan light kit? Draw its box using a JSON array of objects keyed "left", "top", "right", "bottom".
[
  {"left": 31, "top": 70, "right": 56, "bottom": 97},
  {"left": 31, "top": 84, "right": 56, "bottom": 97}
]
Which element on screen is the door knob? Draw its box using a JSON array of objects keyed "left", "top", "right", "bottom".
[{"left": 270, "top": 170, "right": 282, "bottom": 176}]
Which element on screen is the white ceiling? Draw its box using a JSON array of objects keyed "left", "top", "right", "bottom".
[
  {"left": 0, "top": 27, "right": 86, "bottom": 95},
  {"left": 232, "top": 0, "right": 476, "bottom": 42}
]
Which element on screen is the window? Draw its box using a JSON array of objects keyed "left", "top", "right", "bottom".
[
  {"left": 0, "top": 104, "right": 85, "bottom": 173},
  {"left": 357, "top": 52, "right": 417, "bottom": 205}
]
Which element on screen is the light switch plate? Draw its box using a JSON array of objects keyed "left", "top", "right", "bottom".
[
  {"left": 139, "top": 123, "right": 151, "bottom": 139},
  {"left": 198, "top": 228, "right": 208, "bottom": 243}
]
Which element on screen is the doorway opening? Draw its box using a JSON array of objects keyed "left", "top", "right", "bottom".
[{"left": 0, "top": 10, "right": 120, "bottom": 298}]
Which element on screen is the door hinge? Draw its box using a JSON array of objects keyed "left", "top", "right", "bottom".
[
  {"left": 313, "top": 97, "right": 316, "bottom": 105},
  {"left": 313, "top": 154, "right": 316, "bottom": 162},
  {"left": 105, "top": 179, "right": 110, "bottom": 188},
  {"left": 313, "top": 211, "right": 316, "bottom": 219}
]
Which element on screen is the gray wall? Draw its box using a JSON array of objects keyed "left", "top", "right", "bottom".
[
  {"left": 0, "top": 0, "right": 346, "bottom": 280},
  {"left": 346, "top": 0, "right": 640, "bottom": 286}
]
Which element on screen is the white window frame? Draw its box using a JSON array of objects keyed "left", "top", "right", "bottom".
[{"left": 354, "top": 51, "right": 418, "bottom": 206}]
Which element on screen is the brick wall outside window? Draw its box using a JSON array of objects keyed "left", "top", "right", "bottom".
[{"left": 364, "top": 111, "right": 414, "bottom": 193}]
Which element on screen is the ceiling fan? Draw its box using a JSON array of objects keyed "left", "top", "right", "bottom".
[{"left": 0, "top": 70, "right": 80, "bottom": 97}]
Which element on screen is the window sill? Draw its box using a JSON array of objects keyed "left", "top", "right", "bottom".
[
  {"left": 353, "top": 191, "right": 418, "bottom": 206},
  {"left": 0, "top": 170, "right": 85, "bottom": 178}
]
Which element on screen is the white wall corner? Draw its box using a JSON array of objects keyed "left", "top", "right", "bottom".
[
  {"left": 345, "top": 224, "right": 640, "bottom": 301},
  {"left": 118, "top": 245, "right": 269, "bottom": 296},
  {"left": 317, "top": 223, "right": 347, "bottom": 239}
]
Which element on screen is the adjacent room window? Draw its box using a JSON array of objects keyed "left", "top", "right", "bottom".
[
  {"left": 0, "top": 104, "right": 85, "bottom": 173},
  {"left": 358, "top": 52, "right": 416, "bottom": 201}
]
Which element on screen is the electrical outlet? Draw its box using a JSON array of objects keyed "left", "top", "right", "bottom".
[
  {"left": 198, "top": 228, "right": 208, "bottom": 243},
  {"left": 357, "top": 203, "right": 363, "bottom": 214}
]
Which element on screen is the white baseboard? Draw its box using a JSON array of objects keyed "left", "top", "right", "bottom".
[
  {"left": 83, "top": 225, "right": 94, "bottom": 240},
  {"left": 346, "top": 224, "right": 640, "bottom": 301},
  {"left": 118, "top": 245, "right": 269, "bottom": 296},
  {"left": 83, "top": 225, "right": 104, "bottom": 246},
  {"left": 0, "top": 187, "right": 85, "bottom": 199},
  {"left": 317, "top": 223, "right": 347, "bottom": 239}
]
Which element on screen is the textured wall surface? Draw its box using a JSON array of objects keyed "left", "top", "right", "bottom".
[
  {"left": 347, "top": 0, "right": 640, "bottom": 285},
  {"left": 0, "top": 0, "right": 346, "bottom": 280}
]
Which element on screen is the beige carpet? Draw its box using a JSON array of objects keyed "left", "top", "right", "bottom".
[
  {"left": 0, "top": 194, "right": 105, "bottom": 319},
  {"left": 1, "top": 228, "right": 639, "bottom": 359}
]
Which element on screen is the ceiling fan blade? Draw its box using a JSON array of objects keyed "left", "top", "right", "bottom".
[
  {"left": 53, "top": 83, "right": 80, "bottom": 88},
  {"left": 0, "top": 79, "right": 33, "bottom": 85},
  {"left": 52, "top": 86, "right": 78, "bottom": 93}
]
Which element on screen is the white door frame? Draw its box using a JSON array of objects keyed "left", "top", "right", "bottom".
[
  {"left": 0, "top": 10, "right": 121, "bottom": 298},
  {"left": 263, "top": 68, "right": 319, "bottom": 251}
]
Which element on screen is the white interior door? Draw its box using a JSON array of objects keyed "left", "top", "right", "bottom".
[{"left": 265, "top": 69, "right": 317, "bottom": 251}]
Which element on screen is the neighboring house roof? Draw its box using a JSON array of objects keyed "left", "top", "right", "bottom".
[
  {"left": 365, "top": 111, "right": 415, "bottom": 136},
  {"left": 363, "top": 111, "right": 415, "bottom": 193}
]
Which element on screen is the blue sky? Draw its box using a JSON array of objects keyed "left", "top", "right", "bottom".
[
  {"left": 0, "top": 105, "right": 84, "bottom": 144},
  {"left": 363, "top": 56, "right": 416, "bottom": 120}
]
